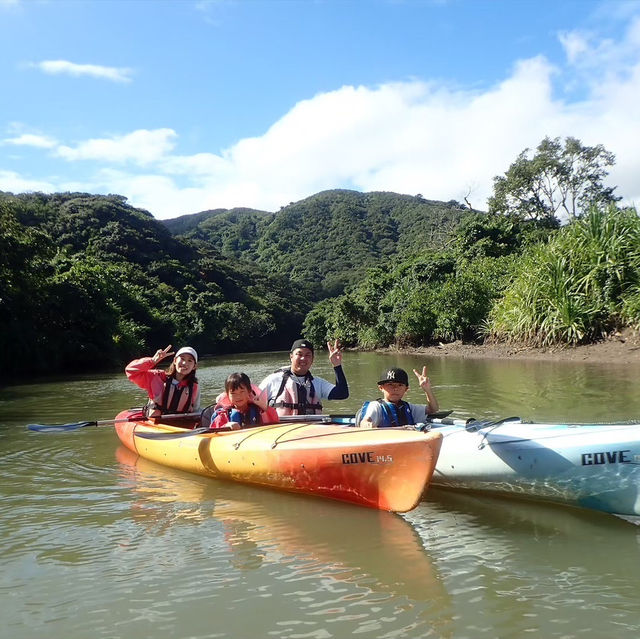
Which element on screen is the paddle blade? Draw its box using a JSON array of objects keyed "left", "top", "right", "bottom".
[
  {"left": 429, "top": 410, "right": 453, "bottom": 419},
  {"left": 27, "top": 421, "right": 97, "bottom": 432},
  {"left": 328, "top": 417, "right": 355, "bottom": 425}
]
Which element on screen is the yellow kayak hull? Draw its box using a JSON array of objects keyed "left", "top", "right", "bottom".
[{"left": 114, "top": 410, "right": 442, "bottom": 512}]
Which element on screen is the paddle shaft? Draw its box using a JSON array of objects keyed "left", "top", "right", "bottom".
[
  {"left": 427, "top": 416, "right": 475, "bottom": 426},
  {"left": 28, "top": 411, "right": 201, "bottom": 433}
]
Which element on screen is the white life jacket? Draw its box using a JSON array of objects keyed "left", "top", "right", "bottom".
[{"left": 269, "top": 368, "right": 323, "bottom": 416}]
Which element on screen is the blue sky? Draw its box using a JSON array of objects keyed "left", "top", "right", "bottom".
[{"left": 1, "top": 0, "right": 639, "bottom": 219}]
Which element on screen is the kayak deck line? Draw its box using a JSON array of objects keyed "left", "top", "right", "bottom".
[{"left": 257, "top": 424, "right": 423, "bottom": 449}]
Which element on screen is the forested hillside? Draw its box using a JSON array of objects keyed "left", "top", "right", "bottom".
[
  {"left": 165, "top": 190, "right": 470, "bottom": 298},
  {"left": 1, "top": 189, "right": 466, "bottom": 375},
  {"left": 164, "top": 206, "right": 272, "bottom": 255},
  {"left": 3, "top": 137, "right": 636, "bottom": 377},
  {"left": 302, "top": 138, "right": 639, "bottom": 349},
  {"left": 0, "top": 192, "right": 308, "bottom": 375}
]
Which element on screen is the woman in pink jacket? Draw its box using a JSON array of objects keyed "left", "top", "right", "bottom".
[{"left": 125, "top": 345, "right": 200, "bottom": 417}]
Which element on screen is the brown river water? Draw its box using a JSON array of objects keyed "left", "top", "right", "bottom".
[{"left": 2, "top": 350, "right": 640, "bottom": 639}]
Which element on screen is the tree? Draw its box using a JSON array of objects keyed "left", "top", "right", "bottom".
[
  {"left": 487, "top": 205, "right": 640, "bottom": 345},
  {"left": 453, "top": 212, "right": 559, "bottom": 261},
  {"left": 488, "top": 136, "right": 620, "bottom": 221}
]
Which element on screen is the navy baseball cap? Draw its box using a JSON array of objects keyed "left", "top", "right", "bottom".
[{"left": 377, "top": 367, "right": 409, "bottom": 386}]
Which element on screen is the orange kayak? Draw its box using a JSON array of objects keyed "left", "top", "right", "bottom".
[{"left": 114, "top": 409, "right": 442, "bottom": 512}]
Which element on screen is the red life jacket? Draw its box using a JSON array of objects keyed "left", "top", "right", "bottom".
[
  {"left": 125, "top": 357, "right": 198, "bottom": 417},
  {"left": 152, "top": 377, "right": 197, "bottom": 416}
]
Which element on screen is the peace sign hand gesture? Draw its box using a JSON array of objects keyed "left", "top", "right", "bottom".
[
  {"left": 413, "top": 366, "right": 431, "bottom": 390},
  {"left": 413, "top": 365, "right": 440, "bottom": 414},
  {"left": 327, "top": 340, "right": 343, "bottom": 367},
  {"left": 152, "top": 345, "right": 174, "bottom": 365}
]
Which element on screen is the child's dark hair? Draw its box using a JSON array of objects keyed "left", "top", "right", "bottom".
[{"left": 225, "top": 372, "right": 252, "bottom": 393}]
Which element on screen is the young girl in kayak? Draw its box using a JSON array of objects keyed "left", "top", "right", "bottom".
[
  {"left": 210, "top": 372, "right": 279, "bottom": 430},
  {"left": 358, "top": 366, "right": 439, "bottom": 428},
  {"left": 125, "top": 345, "right": 200, "bottom": 417}
]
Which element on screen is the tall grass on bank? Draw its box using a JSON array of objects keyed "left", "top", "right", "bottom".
[{"left": 487, "top": 206, "right": 640, "bottom": 345}]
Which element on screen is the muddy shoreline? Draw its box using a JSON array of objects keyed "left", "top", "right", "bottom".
[{"left": 378, "top": 329, "right": 640, "bottom": 365}]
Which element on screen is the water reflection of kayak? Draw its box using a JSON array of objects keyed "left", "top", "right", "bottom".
[
  {"left": 409, "top": 490, "right": 640, "bottom": 637},
  {"left": 114, "top": 409, "right": 442, "bottom": 513},
  {"left": 419, "top": 487, "right": 640, "bottom": 570},
  {"left": 115, "top": 446, "right": 450, "bottom": 604}
]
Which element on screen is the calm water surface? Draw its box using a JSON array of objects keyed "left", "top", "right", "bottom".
[{"left": 2, "top": 351, "right": 640, "bottom": 639}]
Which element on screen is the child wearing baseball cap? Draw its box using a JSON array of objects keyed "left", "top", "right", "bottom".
[{"left": 357, "top": 366, "right": 439, "bottom": 428}]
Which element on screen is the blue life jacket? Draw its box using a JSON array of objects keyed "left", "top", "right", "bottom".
[
  {"left": 355, "top": 399, "right": 414, "bottom": 427},
  {"left": 219, "top": 403, "right": 262, "bottom": 427}
]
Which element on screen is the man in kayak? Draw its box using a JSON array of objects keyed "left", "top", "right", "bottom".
[
  {"left": 357, "top": 366, "right": 439, "bottom": 428},
  {"left": 258, "top": 338, "right": 349, "bottom": 415}
]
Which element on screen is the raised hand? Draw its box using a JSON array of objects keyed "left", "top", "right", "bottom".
[
  {"left": 251, "top": 388, "right": 268, "bottom": 411},
  {"left": 413, "top": 366, "right": 431, "bottom": 389},
  {"left": 327, "top": 339, "right": 343, "bottom": 367},
  {"left": 152, "top": 345, "right": 174, "bottom": 365}
]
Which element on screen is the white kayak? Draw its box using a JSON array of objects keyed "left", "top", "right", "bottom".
[{"left": 428, "top": 416, "right": 640, "bottom": 516}]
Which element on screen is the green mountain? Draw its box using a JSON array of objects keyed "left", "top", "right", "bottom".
[
  {"left": 1, "top": 188, "right": 472, "bottom": 375},
  {"left": 164, "top": 189, "right": 470, "bottom": 298},
  {"left": 164, "top": 206, "right": 272, "bottom": 236}
]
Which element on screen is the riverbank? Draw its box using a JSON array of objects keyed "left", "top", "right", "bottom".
[{"left": 388, "top": 329, "right": 640, "bottom": 365}]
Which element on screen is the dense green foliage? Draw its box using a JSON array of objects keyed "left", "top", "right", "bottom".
[
  {"left": 0, "top": 192, "right": 308, "bottom": 375},
  {"left": 488, "top": 136, "right": 620, "bottom": 220},
  {"left": 1, "top": 189, "right": 466, "bottom": 376},
  {"left": 303, "top": 215, "right": 555, "bottom": 347},
  {"left": 3, "top": 135, "right": 637, "bottom": 377},
  {"left": 164, "top": 207, "right": 272, "bottom": 256},
  {"left": 167, "top": 190, "right": 470, "bottom": 299},
  {"left": 487, "top": 206, "right": 640, "bottom": 345}
]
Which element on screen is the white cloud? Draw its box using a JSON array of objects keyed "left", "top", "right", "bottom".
[
  {"left": 142, "top": 56, "right": 565, "bottom": 216},
  {"left": 3, "top": 133, "right": 57, "bottom": 148},
  {"left": 93, "top": 169, "right": 219, "bottom": 218},
  {"left": 56, "top": 129, "right": 178, "bottom": 165},
  {"left": 5, "top": 13, "right": 640, "bottom": 219},
  {"left": 559, "top": 15, "right": 640, "bottom": 80},
  {"left": 32, "top": 59, "right": 134, "bottom": 83},
  {"left": 0, "top": 170, "right": 55, "bottom": 193},
  {"left": 558, "top": 31, "right": 590, "bottom": 65},
  {"left": 159, "top": 153, "right": 229, "bottom": 177}
]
